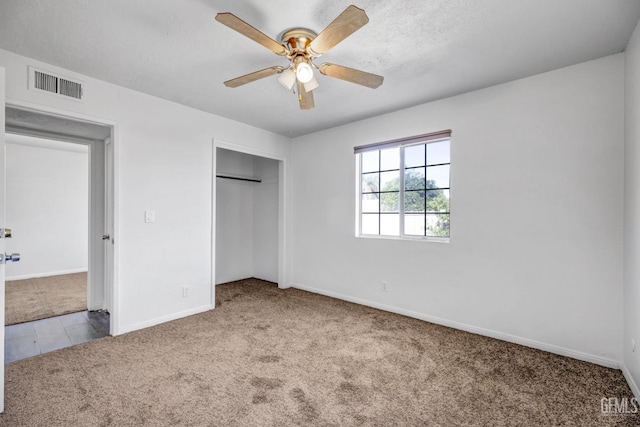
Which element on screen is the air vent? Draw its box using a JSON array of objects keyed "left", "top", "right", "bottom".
[
  {"left": 28, "top": 66, "right": 84, "bottom": 102},
  {"left": 59, "top": 78, "right": 82, "bottom": 99}
]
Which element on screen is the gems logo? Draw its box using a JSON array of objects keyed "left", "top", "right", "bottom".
[{"left": 601, "top": 397, "right": 639, "bottom": 415}]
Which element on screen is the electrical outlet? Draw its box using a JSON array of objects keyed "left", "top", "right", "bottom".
[
  {"left": 182, "top": 286, "right": 190, "bottom": 297},
  {"left": 145, "top": 210, "right": 155, "bottom": 223},
  {"left": 381, "top": 281, "right": 388, "bottom": 292}
]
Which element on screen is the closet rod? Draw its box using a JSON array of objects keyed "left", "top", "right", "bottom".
[{"left": 216, "top": 174, "right": 262, "bottom": 183}]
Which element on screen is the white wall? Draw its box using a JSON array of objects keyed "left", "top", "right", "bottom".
[
  {"left": 253, "top": 156, "right": 279, "bottom": 282},
  {"left": 290, "top": 54, "right": 625, "bottom": 366},
  {"left": 0, "top": 48, "right": 290, "bottom": 334},
  {"left": 5, "top": 135, "right": 88, "bottom": 280},
  {"left": 215, "top": 149, "right": 279, "bottom": 284},
  {"left": 216, "top": 149, "right": 256, "bottom": 284},
  {"left": 624, "top": 19, "right": 640, "bottom": 397}
]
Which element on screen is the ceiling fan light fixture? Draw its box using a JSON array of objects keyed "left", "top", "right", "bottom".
[
  {"left": 304, "top": 76, "right": 319, "bottom": 92},
  {"left": 296, "top": 62, "right": 314, "bottom": 83},
  {"left": 278, "top": 68, "right": 296, "bottom": 90}
]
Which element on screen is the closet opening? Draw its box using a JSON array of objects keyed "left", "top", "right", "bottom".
[{"left": 214, "top": 147, "right": 283, "bottom": 291}]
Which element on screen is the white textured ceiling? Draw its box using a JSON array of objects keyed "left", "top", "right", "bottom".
[{"left": 0, "top": 1, "right": 639, "bottom": 137}]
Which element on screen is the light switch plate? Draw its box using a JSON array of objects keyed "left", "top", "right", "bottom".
[{"left": 145, "top": 210, "right": 155, "bottom": 223}]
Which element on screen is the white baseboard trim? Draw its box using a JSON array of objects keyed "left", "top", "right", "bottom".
[
  {"left": 622, "top": 364, "right": 640, "bottom": 400},
  {"left": 6, "top": 268, "right": 88, "bottom": 281},
  {"left": 292, "top": 284, "right": 621, "bottom": 369},
  {"left": 117, "top": 304, "right": 213, "bottom": 336}
]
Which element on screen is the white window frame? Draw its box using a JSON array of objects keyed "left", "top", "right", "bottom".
[{"left": 355, "top": 130, "right": 451, "bottom": 242}]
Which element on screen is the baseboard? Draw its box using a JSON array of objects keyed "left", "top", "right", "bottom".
[
  {"left": 622, "top": 364, "right": 640, "bottom": 400},
  {"left": 117, "top": 304, "right": 213, "bottom": 336},
  {"left": 6, "top": 268, "right": 88, "bottom": 281},
  {"left": 292, "top": 284, "right": 621, "bottom": 369}
]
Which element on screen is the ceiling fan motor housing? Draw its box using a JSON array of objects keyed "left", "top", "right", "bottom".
[{"left": 281, "top": 28, "right": 318, "bottom": 56}]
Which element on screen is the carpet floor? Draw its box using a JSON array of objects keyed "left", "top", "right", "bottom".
[
  {"left": 5, "top": 272, "right": 87, "bottom": 325},
  {"left": 0, "top": 278, "right": 637, "bottom": 426}
]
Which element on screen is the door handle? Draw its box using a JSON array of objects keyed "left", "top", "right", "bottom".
[
  {"left": 102, "top": 234, "right": 110, "bottom": 240},
  {"left": 1, "top": 253, "right": 20, "bottom": 263},
  {"left": 1, "top": 228, "right": 12, "bottom": 239}
]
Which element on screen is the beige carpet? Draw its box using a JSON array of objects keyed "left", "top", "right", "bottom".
[
  {"left": 1, "top": 278, "right": 637, "bottom": 426},
  {"left": 5, "top": 272, "right": 87, "bottom": 325}
]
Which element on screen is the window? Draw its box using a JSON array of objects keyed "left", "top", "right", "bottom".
[{"left": 356, "top": 130, "right": 451, "bottom": 240}]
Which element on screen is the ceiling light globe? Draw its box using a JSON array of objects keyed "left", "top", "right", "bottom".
[
  {"left": 304, "top": 76, "right": 319, "bottom": 92},
  {"left": 296, "top": 62, "right": 314, "bottom": 83},
  {"left": 278, "top": 68, "right": 296, "bottom": 90}
]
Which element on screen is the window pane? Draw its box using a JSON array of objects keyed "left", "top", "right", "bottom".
[
  {"left": 380, "top": 213, "right": 399, "bottom": 236},
  {"left": 426, "top": 189, "right": 449, "bottom": 213},
  {"left": 361, "top": 213, "right": 379, "bottom": 235},
  {"left": 362, "top": 193, "right": 379, "bottom": 213},
  {"left": 426, "top": 140, "right": 450, "bottom": 165},
  {"left": 361, "top": 151, "right": 379, "bottom": 173},
  {"left": 405, "top": 167, "right": 425, "bottom": 190},
  {"left": 426, "top": 213, "right": 450, "bottom": 237},
  {"left": 404, "top": 190, "right": 425, "bottom": 212},
  {"left": 426, "top": 165, "right": 450, "bottom": 189},
  {"left": 380, "top": 171, "right": 399, "bottom": 191},
  {"left": 405, "top": 144, "right": 425, "bottom": 168},
  {"left": 380, "top": 147, "right": 400, "bottom": 171},
  {"left": 404, "top": 214, "right": 425, "bottom": 236},
  {"left": 380, "top": 192, "right": 399, "bottom": 212},
  {"left": 362, "top": 172, "right": 379, "bottom": 193}
]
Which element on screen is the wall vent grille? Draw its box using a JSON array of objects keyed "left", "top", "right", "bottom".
[
  {"left": 28, "top": 66, "right": 84, "bottom": 101},
  {"left": 59, "top": 78, "right": 82, "bottom": 99},
  {"left": 34, "top": 70, "right": 58, "bottom": 93}
]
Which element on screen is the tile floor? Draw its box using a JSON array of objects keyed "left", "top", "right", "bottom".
[{"left": 5, "top": 310, "right": 110, "bottom": 364}]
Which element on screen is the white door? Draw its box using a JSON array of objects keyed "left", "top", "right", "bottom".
[{"left": 0, "top": 67, "right": 7, "bottom": 412}]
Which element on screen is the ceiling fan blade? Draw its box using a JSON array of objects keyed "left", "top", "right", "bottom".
[
  {"left": 297, "top": 81, "right": 315, "bottom": 110},
  {"left": 224, "top": 66, "right": 285, "bottom": 88},
  {"left": 215, "top": 12, "right": 288, "bottom": 56},
  {"left": 319, "top": 63, "right": 383, "bottom": 89},
  {"left": 308, "top": 5, "right": 369, "bottom": 56}
]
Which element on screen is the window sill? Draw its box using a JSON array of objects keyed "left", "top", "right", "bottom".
[{"left": 356, "top": 234, "right": 450, "bottom": 243}]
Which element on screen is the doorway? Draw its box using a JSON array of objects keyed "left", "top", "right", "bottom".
[
  {"left": 4, "top": 134, "right": 89, "bottom": 325},
  {"left": 4, "top": 106, "right": 115, "bottom": 337}
]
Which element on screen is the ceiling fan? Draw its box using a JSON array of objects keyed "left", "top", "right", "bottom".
[{"left": 215, "top": 5, "right": 384, "bottom": 110}]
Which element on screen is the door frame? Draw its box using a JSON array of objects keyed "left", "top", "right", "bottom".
[
  {"left": 4, "top": 100, "right": 119, "bottom": 335},
  {"left": 212, "top": 138, "right": 289, "bottom": 307},
  {"left": 1, "top": 66, "right": 6, "bottom": 413}
]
